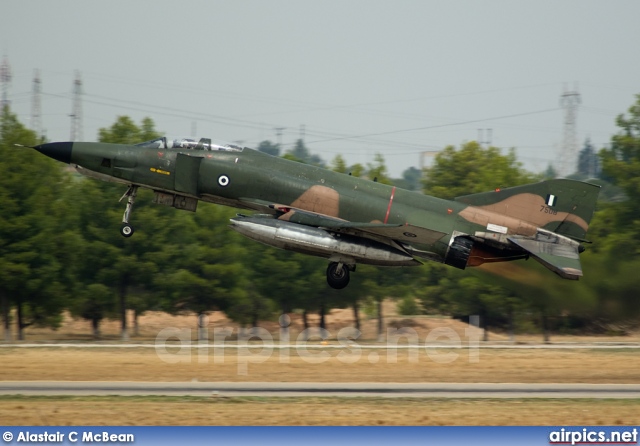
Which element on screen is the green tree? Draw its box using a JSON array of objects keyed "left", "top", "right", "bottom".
[
  {"left": 359, "top": 265, "right": 416, "bottom": 340},
  {"left": 601, "top": 94, "right": 640, "bottom": 226},
  {"left": 257, "top": 140, "right": 280, "bottom": 157},
  {"left": 292, "top": 254, "right": 334, "bottom": 332},
  {"left": 98, "top": 116, "right": 161, "bottom": 145},
  {"left": 62, "top": 176, "right": 129, "bottom": 338},
  {"left": 348, "top": 163, "right": 365, "bottom": 178},
  {"left": 156, "top": 204, "right": 249, "bottom": 340},
  {"left": 577, "top": 138, "right": 600, "bottom": 178},
  {"left": 397, "top": 295, "right": 420, "bottom": 315},
  {"left": 0, "top": 108, "right": 70, "bottom": 340},
  {"left": 422, "top": 141, "right": 539, "bottom": 199},
  {"left": 247, "top": 247, "right": 302, "bottom": 320},
  {"left": 366, "top": 153, "right": 392, "bottom": 185},
  {"left": 543, "top": 163, "right": 558, "bottom": 179},
  {"left": 72, "top": 283, "right": 114, "bottom": 339},
  {"left": 286, "top": 139, "right": 324, "bottom": 166},
  {"left": 447, "top": 275, "right": 519, "bottom": 341},
  {"left": 140, "top": 117, "right": 161, "bottom": 142},
  {"left": 83, "top": 115, "right": 164, "bottom": 339},
  {"left": 395, "top": 166, "right": 422, "bottom": 191},
  {"left": 331, "top": 154, "right": 348, "bottom": 174},
  {"left": 585, "top": 94, "right": 640, "bottom": 325}
]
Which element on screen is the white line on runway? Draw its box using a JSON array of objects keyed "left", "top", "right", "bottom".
[{"left": 1, "top": 382, "right": 639, "bottom": 399}]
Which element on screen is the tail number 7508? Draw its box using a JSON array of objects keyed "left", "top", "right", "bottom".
[{"left": 540, "top": 205, "right": 558, "bottom": 215}]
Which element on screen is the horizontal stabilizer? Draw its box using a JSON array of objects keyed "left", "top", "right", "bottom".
[{"left": 508, "top": 235, "right": 582, "bottom": 280}]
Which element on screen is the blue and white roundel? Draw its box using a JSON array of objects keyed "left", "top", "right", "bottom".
[{"left": 218, "top": 175, "right": 230, "bottom": 187}]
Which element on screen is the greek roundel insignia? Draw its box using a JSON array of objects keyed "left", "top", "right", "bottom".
[
  {"left": 546, "top": 194, "right": 557, "bottom": 207},
  {"left": 218, "top": 175, "right": 230, "bottom": 187}
]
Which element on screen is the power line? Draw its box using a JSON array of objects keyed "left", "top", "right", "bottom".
[
  {"left": 77, "top": 70, "right": 559, "bottom": 116},
  {"left": 478, "top": 128, "right": 492, "bottom": 148},
  {"left": 68, "top": 92, "right": 432, "bottom": 151},
  {"left": 274, "top": 127, "right": 286, "bottom": 147},
  {"left": 307, "top": 108, "right": 561, "bottom": 144},
  {"left": 35, "top": 74, "right": 561, "bottom": 162}
]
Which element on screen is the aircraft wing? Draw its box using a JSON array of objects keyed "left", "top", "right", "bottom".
[
  {"left": 238, "top": 198, "right": 447, "bottom": 246},
  {"left": 507, "top": 235, "right": 582, "bottom": 280},
  {"left": 357, "top": 224, "right": 447, "bottom": 245}
]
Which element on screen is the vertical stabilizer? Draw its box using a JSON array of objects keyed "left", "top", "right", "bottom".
[{"left": 455, "top": 179, "right": 600, "bottom": 241}]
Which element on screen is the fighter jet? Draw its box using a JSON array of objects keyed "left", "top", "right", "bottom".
[{"left": 25, "top": 137, "right": 600, "bottom": 289}]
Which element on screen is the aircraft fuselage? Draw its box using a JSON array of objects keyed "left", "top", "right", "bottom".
[{"left": 30, "top": 139, "right": 598, "bottom": 288}]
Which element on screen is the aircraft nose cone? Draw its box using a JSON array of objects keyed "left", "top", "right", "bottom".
[{"left": 33, "top": 142, "right": 73, "bottom": 164}]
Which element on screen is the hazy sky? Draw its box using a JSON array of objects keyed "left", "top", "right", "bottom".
[{"left": 2, "top": 0, "right": 639, "bottom": 176}]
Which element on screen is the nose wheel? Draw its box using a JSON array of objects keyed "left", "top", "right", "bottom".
[
  {"left": 120, "top": 223, "right": 134, "bottom": 238},
  {"left": 119, "top": 185, "right": 138, "bottom": 237},
  {"left": 326, "top": 262, "right": 351, "bottom": 289}
]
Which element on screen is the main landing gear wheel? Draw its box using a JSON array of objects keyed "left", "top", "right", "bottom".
[
  {"left": 327, "top": 262, "right": 350, "bottom": 289},
  {"left": 120, "top": 223, "right": 134, "bottom": 238}
]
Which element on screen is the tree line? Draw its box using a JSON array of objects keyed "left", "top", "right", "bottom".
[{"left": 1, "top": 95, "right": 639, "bottom": 341}]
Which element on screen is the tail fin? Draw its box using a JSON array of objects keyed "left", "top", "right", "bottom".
[{"left": 455, "top": 179, "right": 601, "bottom": 241}]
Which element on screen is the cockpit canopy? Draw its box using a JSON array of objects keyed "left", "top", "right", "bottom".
[{"left": 135, "top": 137, "right": 244, "bottom": 152}]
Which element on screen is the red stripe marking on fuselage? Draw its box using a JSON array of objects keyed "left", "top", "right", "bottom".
[{"left": 384, "top": 186, "right": 396, "bottom": 224}]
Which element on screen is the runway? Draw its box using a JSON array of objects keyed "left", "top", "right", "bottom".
[
  {"left": 1, "top": 342, "right": 639, "bottom": 349},
  {"left": 2, "top": 381, "right": 639, "bottom": 398}
]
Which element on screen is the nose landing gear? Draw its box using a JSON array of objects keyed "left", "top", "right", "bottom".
[{"left": 119, "top": 185, "right": 138, "bottom": 237}]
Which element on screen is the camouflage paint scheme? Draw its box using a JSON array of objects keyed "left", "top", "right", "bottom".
[{"left": 29, "top": 138, "right": 600, "bottom": 289}]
